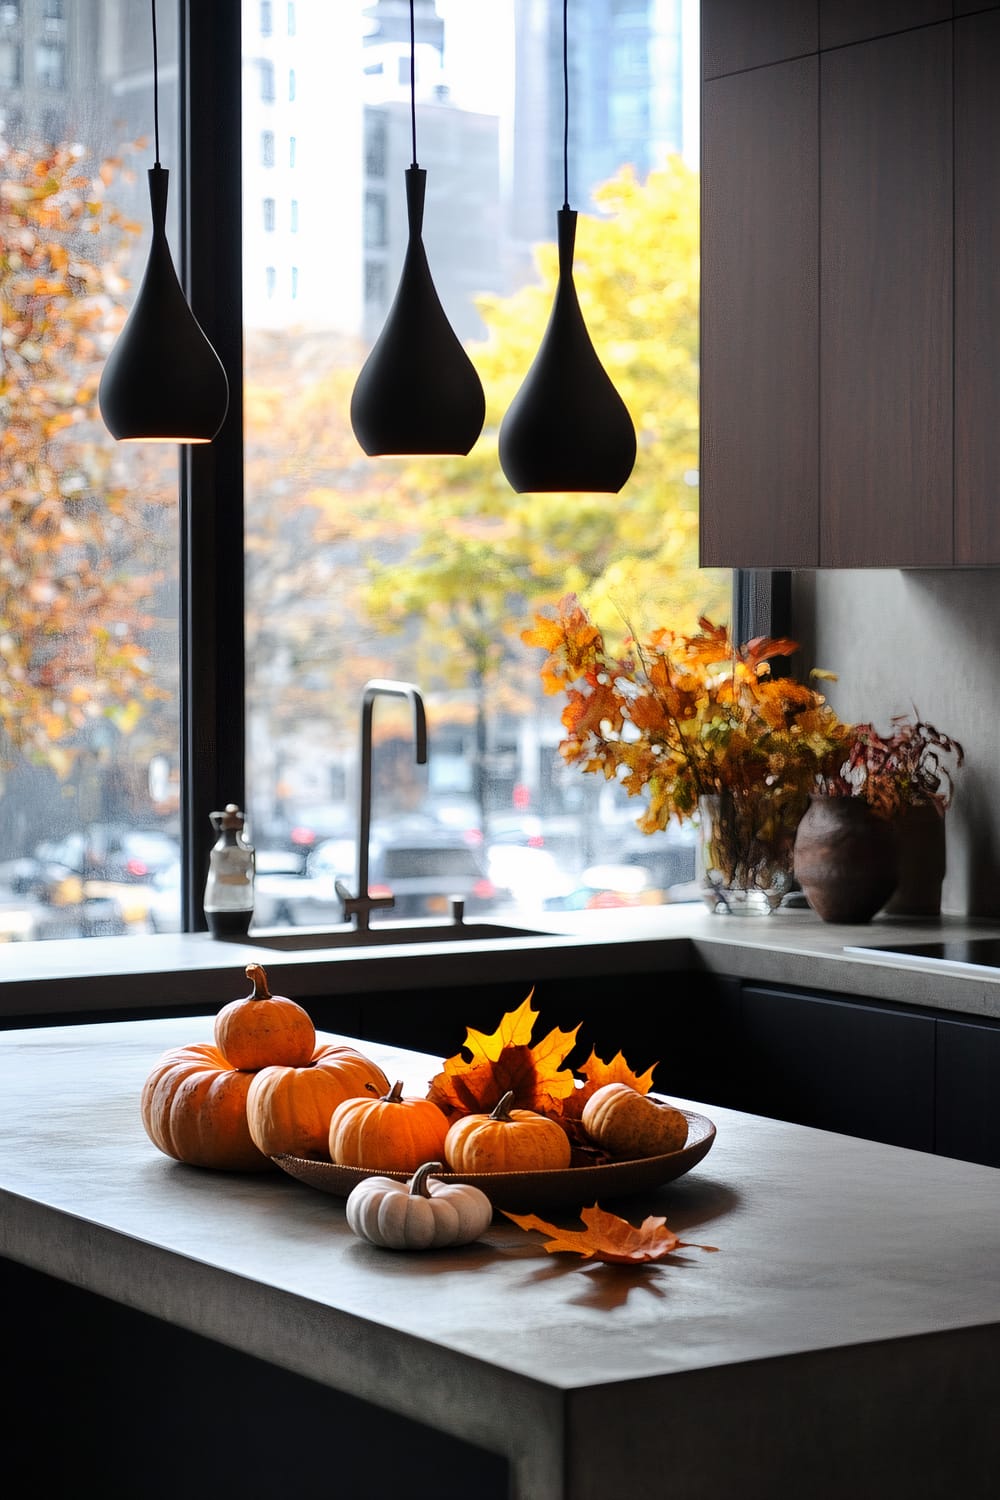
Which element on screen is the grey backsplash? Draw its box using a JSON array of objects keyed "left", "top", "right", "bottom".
[{"left": 790, "top": 570, "right": 1000, "bottom": 919}]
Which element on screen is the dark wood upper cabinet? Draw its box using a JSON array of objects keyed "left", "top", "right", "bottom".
[
  {"left": 698, "top": 8, "right": 990, "bottom": 570},
  {"left": 702, "top": 0, "right": 818, "bottom": 79},
  {"left": 700, "top": 59, "right": 819, "bottom": 568},
  {"left": 819, "top": 25, "right": 952, "bottom": 566},
  {"left": 819, "top": 1, "right": 950, "bottom": 50},
  {"left": 955, "top": 10, "right": 1000, "bottom": 564}
]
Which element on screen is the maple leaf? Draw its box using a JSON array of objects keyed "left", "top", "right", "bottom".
[
  {"left": 426, "top": 993, "right": 580, "bottom": 1120},
  {"left": 559, "top": 1048, "right": 658, "bottom": 1123},
  {"left": 504, "top": 1203, "right": 718, "bottom": 1265}
]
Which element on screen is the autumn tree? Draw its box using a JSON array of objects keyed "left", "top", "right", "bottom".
[{"left": 0, "top": 139, "right": 173, "bottom": 824}]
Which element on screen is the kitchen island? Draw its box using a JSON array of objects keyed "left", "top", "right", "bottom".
[{"left": 2, "top": 1015, "right": 998, "bottom": 1499}]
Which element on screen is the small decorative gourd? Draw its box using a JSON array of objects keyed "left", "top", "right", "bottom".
[
  {"left": 214, "top": 963, "right": 315, "bottom": 1072},
  {"left": 140, "top": 1042, "right": 273, "bottom": 1171},
  {"left": 246, "top": 1043, "right": 391, "bottom": 1159},
  {"left": 444, "top": 1091, "right": 571, "bottom": 1173},
  {"left": 345, "top": 1161, "right": 494, "bottom": 1250},
  {"left": 581, "top": 1082, "right": 688, "bottom": 1159},
  {"left": 329, "top": 1080, "right": 450, "bottom": 1173}
]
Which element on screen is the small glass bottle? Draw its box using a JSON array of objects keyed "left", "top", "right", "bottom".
[{"left": 204, "top": 803, "right": 255, "bottom": 937}]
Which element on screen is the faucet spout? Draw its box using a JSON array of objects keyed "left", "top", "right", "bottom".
[{"left": 336, "top": 679, "right": 428, "bottom": 932}]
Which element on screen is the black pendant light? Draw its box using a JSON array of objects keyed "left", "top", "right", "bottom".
[
  {"left": 350, "top": 0, "right": 485, "bottom": 457},
  {"left": 99, "top": 0, "right": 229, "bottom": 444},
  {"left": 499, "top": 0, "right": 636, "bottom": 494}
]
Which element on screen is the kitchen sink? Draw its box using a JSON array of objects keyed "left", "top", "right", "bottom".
[{"left": 232, "top": 921, "right": 548, "bottom": 951}]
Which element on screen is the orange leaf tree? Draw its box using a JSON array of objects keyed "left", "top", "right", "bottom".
[{"left": 0, "top": 139, "right": 172, "bottom": 780}]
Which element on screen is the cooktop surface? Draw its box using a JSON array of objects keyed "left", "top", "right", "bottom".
[{"left": 845, "top": 937, "right": 1000, "bottom": 971}]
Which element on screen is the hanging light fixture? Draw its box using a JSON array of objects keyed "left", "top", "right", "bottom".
[
  {"left": 350, "top": 0, "right": 485, "bottom": 457},
  {"left": 99, "top": 0, "right": 229, "bottom": 444},
  {"left": 499, "top": 0, "right": 636, "bottom": 494}
]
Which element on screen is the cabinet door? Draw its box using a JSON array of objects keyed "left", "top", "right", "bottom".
[
  {"left": 819, "top": 1, "right": 950, "bottom": 49},
  {"left": 700, "top": 58, "right": 820, "bottom": 568},
  {"left": 955, "top": 10, "right": 1000, "bottom": 564},
  {"left": 819, "top": 26, "right": 953, "bottom": 566},
  {"left": 740, "top": 984, "right": 935, "bottom": 1150},
  {"left": 702, "top": 0, "right": 818, "bottom": 79},
  {"left": 935, "top": 1014, "right": 1000, "bottom": 1169}
]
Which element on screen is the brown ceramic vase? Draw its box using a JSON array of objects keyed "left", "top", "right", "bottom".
[
  {"left": 792, "top": 795, "right": 899, "bottom": 924},
  {"left": 883, "top": 802, "right": 946, "bottom": 917}
]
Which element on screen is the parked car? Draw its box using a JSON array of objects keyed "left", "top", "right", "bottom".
[
  {"left": 542, "top": 863, "right": 664, "bottom": 911},
  {"left": 251, "top": 829, "right": 507, "bottom": 928},
  {"left": 34, "top": 825, "right": 180, "bottom": 884}
]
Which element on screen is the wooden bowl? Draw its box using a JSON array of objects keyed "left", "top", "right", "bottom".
[{"left": 272, "top": 1107, "right": 716, "bottom": 1213}]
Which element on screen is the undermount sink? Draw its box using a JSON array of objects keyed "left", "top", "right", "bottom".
[{"left": 231, "top": 921, "right": 548, "bottom": 952}]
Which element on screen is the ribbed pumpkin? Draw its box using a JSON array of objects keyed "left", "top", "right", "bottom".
[
  {"left": 140, "top": 1042, "right": 272, "bottom": 1172},
  {"left": 328, "top": 1080, "right": 450, "bottom": 1173},
  {"left": 214, "top": 963, "right": 315, "bottom": 1071},
  {"left": 444, "top": 1091, "right": 571, "bottom": 1174},
  {"left": 247, "top": 1043, "right": 391, "bottom": 1160},
  {"left": 581, "top": 1082, "right": 688, "bottom": 1159},
  {"left": 345, "top": 1162, "right": 494, "bottom": 1251}
]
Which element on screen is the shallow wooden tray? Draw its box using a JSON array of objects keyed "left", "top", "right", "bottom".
[{"left": 272, "top": 1107, "right": 716, "bottom": 1213}]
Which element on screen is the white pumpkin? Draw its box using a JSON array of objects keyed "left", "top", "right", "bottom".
[{"left": 345, "top": 1161, "right": 494, "bottom": 1250}]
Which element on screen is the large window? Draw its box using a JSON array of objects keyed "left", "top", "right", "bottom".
[
  {"left": 0, "top": 0, "right": 181, "bottom": 941},
  {"left": 1, "top": 0, "right": 731, "bottom": 944},
  {"left": 241, "top": 0, "right": 726, "bottom": 928}
]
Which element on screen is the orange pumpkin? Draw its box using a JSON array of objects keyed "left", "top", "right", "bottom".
[
  {"left": 214, "top": 963, "right": 315, "bottom": 1071},
  {"left": 247, "top": 1043, "right": 391, "bottom": 1159},
  {"left": 444, "top": 1091, "right": 571, "bottom": 1174},
  {"left": 140, "top": 1042, "right": 273, "bottom": 1172},
  {"left": 581, "top": 1082, "right": 688, "bottom": 1159},
  {"left": 328, "top": 1080, "right": 450, "bottom": 1173}
]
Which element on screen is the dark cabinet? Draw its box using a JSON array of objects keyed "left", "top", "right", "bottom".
[
  {"left": 702, "top": 0, "right": 818, "bottom": 78},
  {"left": 955, "top": 9, "right": 1000, "bottom": 564},
  {"left": 700, "top": 6, "right": 996, "bottom": 570},
  {"left": 738, "top": 983, "right": 936, "bottom": 1150},
  {"left": 701, "top": 58, "right": 819, "bottom": 567},
  {"left": 819, "top": 25, "right": 952, "bottom": 566},
  {"left": 819, "top": 1, "right": 950, "bottom": 50},
  {"left": 935, "top": 1012, "right": 1000, "bottom": 1169}
]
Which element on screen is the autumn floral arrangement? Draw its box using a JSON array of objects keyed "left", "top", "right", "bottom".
[
  {"left": 816, "top": 715, "right": 964, "bottom": 819},
  {"left": 522, "top": 594, "right": 848, "bottom": 827},
  {"left": 522, "top": 595, "right": 849, "bottom": 899}
]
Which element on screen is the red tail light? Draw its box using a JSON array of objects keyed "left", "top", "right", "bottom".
[{"left": 473, "top": 878, "right": 496, "bottom": 899}]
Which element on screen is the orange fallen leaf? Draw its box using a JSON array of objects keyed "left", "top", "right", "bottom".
[
  {"left": 426, "top": 992, "right": 580, "bottom": 1120},
  {"left": 503, "top": 1203, "right": 718, "bottom": 1265}
]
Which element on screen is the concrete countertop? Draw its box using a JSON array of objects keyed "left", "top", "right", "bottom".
[
  {"left": 1, "top": 1015, "right": 997, "bottom": 1499},
  {"left": 3, "top": 904, "right": 1000, "bottom": 1021}
]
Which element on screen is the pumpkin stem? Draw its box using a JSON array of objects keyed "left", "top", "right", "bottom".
[
  {"left": 384, "top": 1079, "right": 406, "bottom": 1104},
  {"left": 409, "top": 1161, "right": 443, "bottom": 1198},
  {"left": 489, "top": 1090, "right": 515, "bottom": 1123},
  {"left": 244, "top": 963, "right": 271, "bottom": 1000}
]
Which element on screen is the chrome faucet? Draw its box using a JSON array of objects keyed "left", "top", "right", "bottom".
[{"left": 335, "top": 679, "right": 428, "bottom": 931}]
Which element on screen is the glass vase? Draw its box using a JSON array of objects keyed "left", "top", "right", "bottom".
[{"left": 697, "top": 790, "right": 797, "bottom": 915}]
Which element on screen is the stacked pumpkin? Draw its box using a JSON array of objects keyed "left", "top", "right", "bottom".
[{"left": 140, "top": 964, "right": 390, "bottom": 1172}]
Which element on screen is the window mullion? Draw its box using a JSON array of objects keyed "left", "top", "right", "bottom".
[{"left": 178, "top": 0, "right": 246, "bottom": 930}]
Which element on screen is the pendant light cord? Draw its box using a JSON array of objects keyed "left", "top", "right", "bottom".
[
  {"left": 409, "top": 0, "right": 418, "bottom": 168},
  {"left": 562, "top": 0, "right": 569, "bottom": 209},
  {"left": 151, "top": 0, "right": 160, "bottom": 167}
]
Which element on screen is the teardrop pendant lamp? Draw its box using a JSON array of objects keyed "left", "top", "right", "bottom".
[
  {"left": 350, "top": 0, "right": 485, "bottom": 457},
  {"left": 99, "top": 0, "right": 229, "bottom": 443},
  {"left": 499, "top": 0, "right": 636, "bottom": 494}
]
